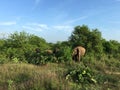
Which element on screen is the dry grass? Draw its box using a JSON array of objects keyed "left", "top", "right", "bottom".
[
  {"left": 0, "top": 60, "right": 120, "bottom": 90},
  {"left": 0, "top": 63, "right": 72, "bottom": 90}
]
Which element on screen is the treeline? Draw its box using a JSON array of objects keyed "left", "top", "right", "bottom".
[{"left": 0, "top": 25, "right": 120, "bottom": 64}]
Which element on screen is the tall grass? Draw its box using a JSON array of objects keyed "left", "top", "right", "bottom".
[
  {"left": 0, "top": 58, "right": 120, "bottom": 90},
  {"left": 0, "top": 63, "right": 72, "bottom": 90}
]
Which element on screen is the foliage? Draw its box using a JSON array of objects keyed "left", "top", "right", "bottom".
[
  {"left": 0, "top": 31, "right": 50, "bottom": 64},
  {"left": 55, "top": 46, "right": 72, "bottom": 62},
  {"left": 7, "top": 79, "right": 13, "bottom": 90},
  {"left": 66, "top": 66, "right": 97, "bottom": 84},
  {"left": 69, "top": 25, "right": 103, "bottom": 54},
  {"left": 0, "top": 63, "right": 74, "bottom": 90},
  {"left": 102, "top": 40, "right": 120, "bottom": 59},
  {"left": 0, "top": 25, "right": 120, "bottom": 65},
  {"left": 0, "top": 63, "right": 120, "bottom": 90},
  {"left": 69, "top": 25, "right": 90, "bottom": 47},
  {"left": 0, "top": 25, "right": 120, "bottom": 90}
]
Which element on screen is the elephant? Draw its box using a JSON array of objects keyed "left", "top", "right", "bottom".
[
  {"left": 45, "top": 49, "right": 53, "bottom": 55},
  {"left": 45, "top": 48, "right": 60, "bottom": 55},
  {"left": 72, "top": 46, "right": 86, "bottom": 62},
  {"left": 35, "top": 48, "right": 40, "bottom": 53}
]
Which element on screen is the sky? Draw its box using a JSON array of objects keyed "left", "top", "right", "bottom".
[{"left": 0, "top": 0, "right": 120, "bottom": 42}]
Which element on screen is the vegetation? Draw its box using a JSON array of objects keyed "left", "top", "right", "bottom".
[{"left": 0, "top": 25, "right": 120, "bottom": 90}]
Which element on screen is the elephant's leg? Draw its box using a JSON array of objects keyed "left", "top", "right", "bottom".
[
  {"left": 76, "top": 50, "right": 80, "bottom": 62},
  {"left": 74, "top": 54, "right": 78, "bottom": 62},
  {"left": 76, "top": 55, "right": 78, "bottom": 62},
  {"left": 72, "top": 55, "right": 76, "bottom": 61},
  {"left": 72, "top": 55, "right": 75, "bottom": 61},
  {"left": 78, "top": 53, "right": 81, "bottom": 62},
  {"left": 76, "top": 55, "right": 80, "bottom": 62}
]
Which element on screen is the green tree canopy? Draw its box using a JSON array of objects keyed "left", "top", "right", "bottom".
[{"left": 69, "top": 25, "right": 103, "bottom": 54}]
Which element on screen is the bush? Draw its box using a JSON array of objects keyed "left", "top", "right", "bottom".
[
  {"left": 52, "top": 46, "right": 72, "bottom": 63},
  {"left": 66, "top": 65, "right": 97, "bottom": 84},
  {"left": 0, "top": 54, "right": 8, "bottom": 64}
]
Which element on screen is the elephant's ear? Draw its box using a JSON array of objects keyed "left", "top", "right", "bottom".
[{"left": 73, "top": 49, "right": 77, "bottom": 55}]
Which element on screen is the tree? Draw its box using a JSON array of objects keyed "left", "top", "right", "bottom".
[
  {"left": 28, "top": 35, "right": 50, "bottom": 51},
  {"left": 69, "top": 25, "right": 90, "bottom": 48},
  {"left": 88, "top": 29, "right": 103, "bottom": 53},
  {"left": 0, "top": 39, "right": 5, "bottom": 51},
  {"left": 69, "top": 25, "right": 103, "bottom": 54},
  {"left": 103, "top": 40, "right": 120, "bottom": 54},
  {"left": 3, "top": 31, "right": 50, "bottom": 63}
]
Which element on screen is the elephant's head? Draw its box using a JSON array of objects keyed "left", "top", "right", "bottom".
[{"left": 72, "top": 46, "right": 86, "bottom": 62}]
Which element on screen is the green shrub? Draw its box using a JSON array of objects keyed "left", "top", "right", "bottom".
[
  {"left": 66, "top": 66, "right": 97, "bottom": 84},
  {"left": 0, "top": 54, "right": 8, "bottom": 64}
]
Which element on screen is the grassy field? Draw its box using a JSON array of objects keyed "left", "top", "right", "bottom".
[{"left": 0, "top": 57, "right": 120, "bottom": 90}]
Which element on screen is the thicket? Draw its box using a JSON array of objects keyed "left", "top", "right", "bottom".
[{"left": 0, "top": 25, "right": 120, "bottom": 64}]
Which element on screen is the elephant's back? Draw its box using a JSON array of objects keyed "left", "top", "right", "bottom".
[
  {"left": 76, "top": 46, "right": 86, "bottom": 56},
  {"left": 45, "top": 49, "right": 53, "bottom": 54}
]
